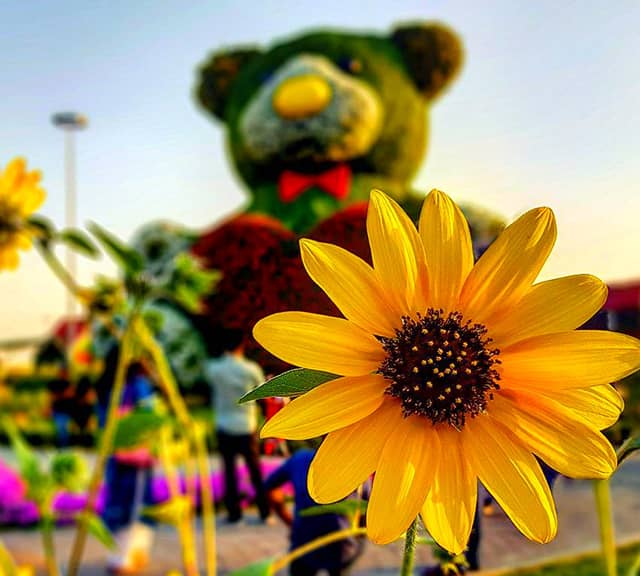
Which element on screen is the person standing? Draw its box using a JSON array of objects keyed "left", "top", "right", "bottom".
[{"left": 205, "top": 328, "right": 270, "bottom": 523}]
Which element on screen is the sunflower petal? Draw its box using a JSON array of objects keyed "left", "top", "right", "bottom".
[
  {"left": 421, "top": 428, "right": 477, "bottom": 555},
  {"left": 260, "top": 374, "right": 387, "bottom": 440},
  {"left": 537, "top": 385, "right": 623, "bottom": 429},
  {"left": 0, "top": 249, "right": 20, "bottom": 270},
  {"left": 300, "top": 239, "right": 397, "bottom": 337},
  {"left": 465, "top": 416, "right": 557, "bottom": 544},
  {"left": 253, "top": 312, "right": 384, "bottom": 376},
  {"left": 309, "top": 400, "right": 401, "bottom": 503},
  {"left": 500, "top": 330, "right": 640, "bottom": 389},
  {"left": 460, "top": 207, "right": 556, "bottom": 325},
  {"left": 492, "top": 390, "right": 617, "bottom": 478},
  {"left": 419, "top": 189, "right": 474, "bottom": 313},
  {"left": 367, "top": 189, "right": 428, "bottom": 316},
  {"left": 489, "top": 275, "right": 607, "bottom": 348},
  {"left": 367, "top": 414, "right": 440, "bottom": 545},
  {"left": 18, "top": 185, "right": 45, "bottom": 216}
]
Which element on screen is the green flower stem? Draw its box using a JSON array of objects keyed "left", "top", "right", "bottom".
[
  {"left": 401, "top": 518, "right": 419, "bottom": 576},
  {"left": 67, "top": 322, "right": 135, "bottom": 576},
  {"left": 136, "top": 319, "right": 202, "bottom": 576},
  {"left": 352, "top": 484, "right": 364, "bottom": 530},
  {"left": 0, "top": 537, "right": 18, "bottom": 576},
  {"left": 627, "top": 550, "right": 640, "bottom": 576},
  {"left": 159, "top": 429, "right": 199, "bottom": 576},
  {"left": 40, "top": 513, "right": 60, "bottom": 576},
  {"left": 194, "top": 424, "right": 217, "bottom": 576},
  {"left": 270, "top": 527, "right": 367, "bottom": 574},
  {"left": 35, "top": 241, "right": 81, "bottom": 298},
  {"left": 594, "top": 478, "right": 617, "bottom": 576}
]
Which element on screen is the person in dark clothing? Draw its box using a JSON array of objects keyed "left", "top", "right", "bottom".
[{"left": 265, "top": 448, "right": 364, "bottom": 576}]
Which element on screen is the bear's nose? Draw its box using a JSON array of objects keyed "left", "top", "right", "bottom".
[{"left": 272, "top": 74, "right": 332, "bottom": 119}]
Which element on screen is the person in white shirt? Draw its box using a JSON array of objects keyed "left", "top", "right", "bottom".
[{"left": 205, "top": 328, "right": 271, "bottom": 523}]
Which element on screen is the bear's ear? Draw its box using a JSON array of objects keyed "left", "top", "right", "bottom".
[
  {"left": 196, "top": 47, "right": 261, "bottom": 121},
  {"left": 391, "top": 23, "right": 464, "bottom": 101}
]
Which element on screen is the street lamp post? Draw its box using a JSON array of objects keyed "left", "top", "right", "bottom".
[{"left": 52, "top": 112, "right": 88, "bottom": 344}]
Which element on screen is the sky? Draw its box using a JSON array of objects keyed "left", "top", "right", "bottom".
[{"left": 1, "top": 0, "right": 640, "bottom": 351}]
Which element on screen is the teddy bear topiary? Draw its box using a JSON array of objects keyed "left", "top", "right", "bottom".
[
  {"left": 192, "top": 23, "right": 474, "bottom": 370},
  {"left": 196, "top": 22, "right": 463, "bottom": 232}
]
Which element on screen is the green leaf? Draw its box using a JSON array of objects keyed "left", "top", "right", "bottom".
[
  {"left": 168, "top": 253, "right": 219, "bottom": 313},
  {"left": 85, "top": 512, "right": 116, "bottom": 550},
  {"left": 300, "top": 500, "right": 367, "bottom": 518},
  {"left": 27, "top": 214, "right": 56, "bottom": 241},
  {"left": 88, "top": 222, "right": 143, "bottom": 274},
  {"left": 0, "top": 539, "right": 18, "bottom": 576},
  {"left": 227, "top": 559, "right": 273, "bottom": 576},
  {"left": 1, "top": 418, "right": 50, "bottom": 506},
  {"left": 239, "top": 368, "right": 338, "bottom": 404},
  {"left": 58, "top": 228, "right": 100, "bottom": 258},
  {"left": 617, "top": 434, "right": 640, "bottom": 466},
  {"left": 141, "top": 496, "right": 190, "bottom": 525},
  {"left": 113, "top": 410, "right": 170, "bottom": 449}
]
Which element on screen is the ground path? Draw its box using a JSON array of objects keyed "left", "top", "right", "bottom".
[{"left": 2, "top": 452, "right": 639, "bottom": 575}]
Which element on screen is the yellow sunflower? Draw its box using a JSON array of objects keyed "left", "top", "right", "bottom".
[
  {"left": 0, "top": 157, "right": 46, "bottom": 271},
  {"left": 254, "top": 189, "right": 640, "bottom": 553}
]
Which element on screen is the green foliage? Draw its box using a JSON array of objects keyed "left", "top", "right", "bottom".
[
  {"left": 227, "top": 559, "right": 273, "bottom": 576},
  {"left": 88, "top": 221, "right": 144, "bottom": 276},
  {"left": 2, "top": 417, "right": 51, "bottom": 506},
  {"left": 50, "top": 452, "right": 89, "bottom": 493},
  {"left": 166, "top": 252, "right": 220, "bottom": 313},
  {"left": 239, "top": 368, "right": 338, "bottom": 404},
  {"left": 611, "top": 372, "right": 640, "bottom": 444},
  {"left": 223, "top": 30, "right": 428, "bottom": 187},
  {"left": 85, "top": 513, "right": 116, "bottom": 550},
  {"left": 113, "top": 410, "right": 170, "bottom": 449},
  {"left": 27, "top": 214, "right": 56, "bottom": 244},
  {"left": 617, "top": 434, "right": 640, "bottom": 466},
  {"left": 391, "top": 24, "right": 463, "bottom": 100},
  {"left": 58, "top": 228, "right": 100, "bottom": 258},
  {"left": 0, "top": 539, "right": 17, "bottom": 576},
  {"left": 300, "top": 500, "right": 367, "bottom": 519},
  {"left": 142, "top": 495, "right": 190, "bottom": 526},
  {"left": 2, "top": 419, "right": 91, "bottom": 514},
  {"left": 196, "top": 24, "right": 464, "bottom": 231},
  {"left": 497, "top": 540, "right": 640, "bottom": 576}
]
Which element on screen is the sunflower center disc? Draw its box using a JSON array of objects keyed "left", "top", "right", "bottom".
[{"left": 379, "top": 308, "right": 501, "bottom": 429}]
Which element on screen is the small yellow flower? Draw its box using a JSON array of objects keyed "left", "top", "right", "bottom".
[
  {"left": 0, "top": 157, "right": 46, "bottom": 270},
  {"left": 254, "top": 189, "right": 640, "bottom": 553}
]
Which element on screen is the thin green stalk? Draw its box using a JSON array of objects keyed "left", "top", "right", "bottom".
[
  {"left": 35, "top": 242, "right": 81, "bottom": 297},
  {"left": 594, "top": 478, "right": 617, "bottom": 576},
  {"left": 0, "top": 537, "right": 18, "bottom": 576},
  {"left": 194, "top": 424, "right": 216, "bottom": 576},
  {"left": 352, "top": 484, "right": 363, "bottom": 531},
  {"left": 270, "top": 527, "right": 367, "bottom": 574},
  {"left": 628, "top": 550, "right": 640, "bottom": 576},
  {"left": 160, "top": 429, "right": 199, "bottom": 576},
  {"left": 66, "top": 323, "right": 136, "bottom": 576},
  {"left": 40, "top": 514, "right": 60, "bottom": 576},
  {"left": 400, "top": 518, "right": 419, "bottom": 576},
  {"left": 137, "top": 319, "right": 201, "bottom": 575}
]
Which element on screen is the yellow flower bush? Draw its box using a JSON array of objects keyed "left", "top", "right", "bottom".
[
  {"left": 254, "top": 189, "right": 640, "bottom": 553},
  {"left": 0, "top": 157, "right": 46, "bottom": 270}
]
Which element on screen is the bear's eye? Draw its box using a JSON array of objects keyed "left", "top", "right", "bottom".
[{"left": 337, "top": 57, "right": 362, "bottom": 75}]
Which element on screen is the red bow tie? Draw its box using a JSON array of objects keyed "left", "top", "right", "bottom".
[{"left": 278, "top": 164, "right": 352, "bottom": 203}]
